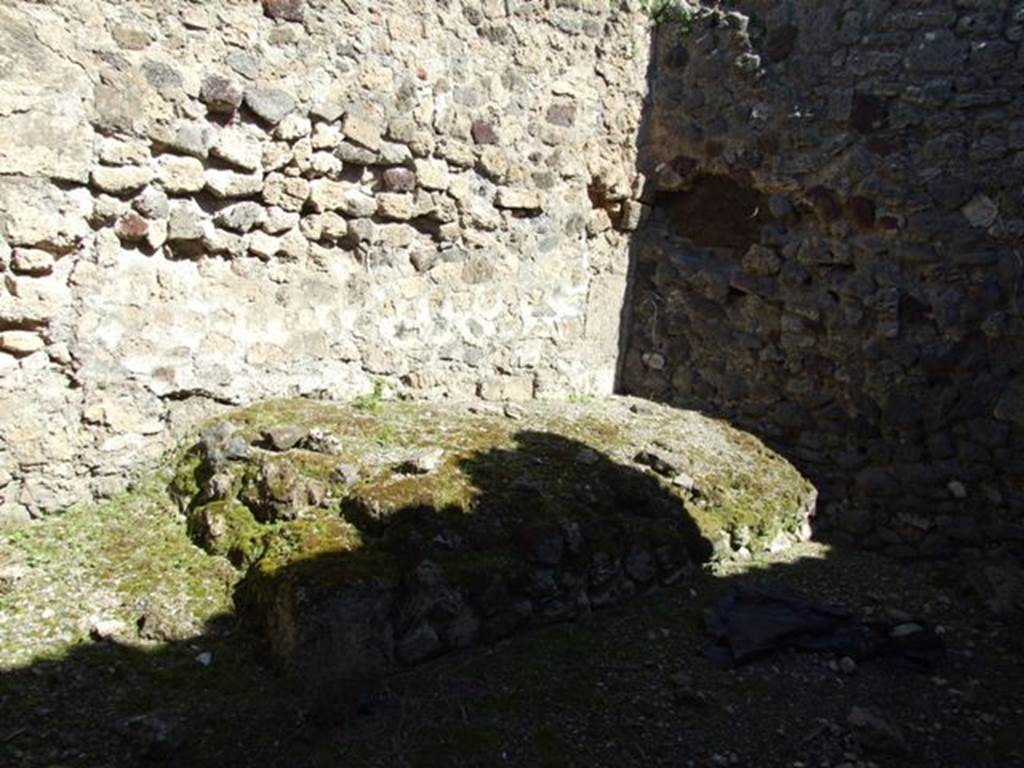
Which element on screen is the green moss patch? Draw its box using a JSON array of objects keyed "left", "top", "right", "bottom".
[
  {"left": 187, "top": 500, "right": 264, "bottom": 569},
  {"left": 170, "top": 396, "right": 815, "bottom": 645}
]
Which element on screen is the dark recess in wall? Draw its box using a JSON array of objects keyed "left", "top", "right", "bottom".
[{"left": 655, "top": 173, "right": 773, "bottom": 252}]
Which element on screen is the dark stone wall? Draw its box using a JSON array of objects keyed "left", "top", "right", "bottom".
[{"left": 621, "top": 0, "right": 1024, "bottom": 556}]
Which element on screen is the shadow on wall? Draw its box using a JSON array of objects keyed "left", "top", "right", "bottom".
[{"left": 617, "top": 1, "right": 1024, "bottom": 557}]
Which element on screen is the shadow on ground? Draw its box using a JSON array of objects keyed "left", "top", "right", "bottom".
[{"left": 2, "top": 426, "right": 1023, "bottom": 768}]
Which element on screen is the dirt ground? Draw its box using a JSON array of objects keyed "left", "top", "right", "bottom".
[
  {"left": 2, "top": 494, "right": 1022, "bottom": 768},
  {"left": 1, "top": 399, "right": 1021, "bottom": 767}
]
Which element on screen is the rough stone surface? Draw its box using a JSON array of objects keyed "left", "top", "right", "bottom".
[
  {"left": 621, "top": 1, "right": 1024, "bottom": 555},
  {"left": 11, "top": 249, "right": 55, "bottom": 276},
  {"left": 214, "top": 203, "right": 267, "bottom": 234},
  {"left": 341, "top": 113, "right": 382, "bottom": 151},
  {"left": 211, "top": 130, "right": 263, "bottom": 172},
  {"left": 0, "top": 6, "right": 94, "bottom": 182},
  {"left": 495, "top": 188, "right": 543, "bottom": 211},
  {"left": 413, "top": 158, "right": 449, "bottom": 191},
  {"left": 91, "top": 166, "right": 154, "bottom": 195},
  {"left": 244, "top": 87, "right": 295, "bottom": 125},
  {"left": 382, "top": 167, "right": 416, "bottom": 193},
  {"left": 205, "top": 169, "right": 263, "bottom": 199},
  {"left": 168, "top": 201, "right": 207, "bottom": 241},
  {"left": 0, "top": 331, "right": 46, "bottom": 356},
  {"left": 177, "top": 397, "right": 813, "bottom": 673},
  {"left": 200, "top": 75, "right": 244, "bottom": 114},
  {"left": 262, "top": 0, "right": 304, "bottom": 23},
  {"left": 157, "top": 156, "right": 206, "bottom": 194},
  {"left": 847, "top": 706, "right": 907, "bottom": 754}
]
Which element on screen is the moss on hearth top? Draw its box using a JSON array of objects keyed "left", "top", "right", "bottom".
[{"left": 174, "top": 396, "right": 816, "bottom": 602}]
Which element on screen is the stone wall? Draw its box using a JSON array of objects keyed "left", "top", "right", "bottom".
[
  {"left": 8, "top": 0, "right": 1022, "bottom": 555},
  {"left": 0, "top": 0, "right": 650, "bottom": 523},
  {"left": 621, "top": 0, "right": 1024, "bottom": 555}
]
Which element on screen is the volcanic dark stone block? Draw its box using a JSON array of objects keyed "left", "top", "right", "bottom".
[
  {"left": 545, "top": 102, "right": 576, "bottom": 128},
  {"left": 262, "top": 0, "right": 304, "bottom": 22},
  {"left": 200, "top": 75, "right": 244, "bottom": 113},
  {"left": 244, "top": 87, "right": 295, "bottom": 125},
  {"left": 261, "top": 424, "right": 310, "bottom": 451},
  {"left": 471, "top": 119, "right": 498, "bottom": 145}
]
